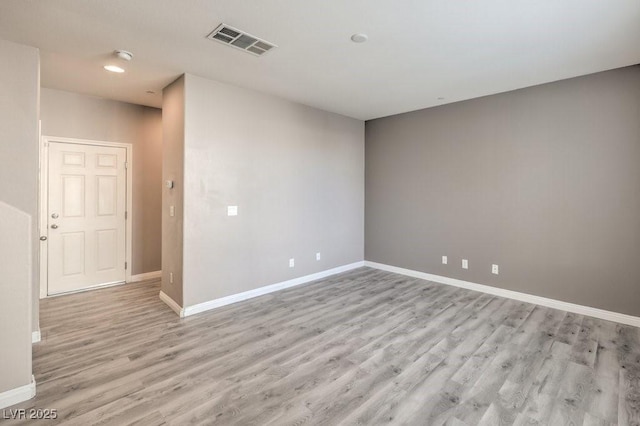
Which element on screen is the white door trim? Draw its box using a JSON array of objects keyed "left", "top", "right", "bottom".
[{"left": 39, "top": 136, "right": 133, "bottom": 298}]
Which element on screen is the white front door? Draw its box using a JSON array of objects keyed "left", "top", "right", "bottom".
[{"left": 47, "top": 142, "right": 127, "bottom": 295}]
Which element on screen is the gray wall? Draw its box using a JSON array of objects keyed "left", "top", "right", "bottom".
[
  {"left": 365, "top": 66, "right": 640, "bottom": 316},
  {"left": 179, "top": 74, "right": 364, "bottom": 307},
  {"left": 0, "top": 39, "right": 38, "bottom": 394},
  {"left": 161, "top": 76, "right": 185, "bottom": 305},
  {"left": 40, "top": 88, "right": 162, "bottom": 275}
]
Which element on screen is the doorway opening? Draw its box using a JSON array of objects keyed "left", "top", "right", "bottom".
[{"left": 39, "top": 136, "right": 133, "bottom": 297}]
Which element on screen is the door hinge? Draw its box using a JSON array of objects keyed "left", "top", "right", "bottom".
[
  {"left": 125, "top": 211, "right": 128, "bottom": 220},
  {"left": 124, "top": 161, "right": 128, "bottom": 169},
  {"left": 125, "top": 262, "right": 128, "bottom": 270}
]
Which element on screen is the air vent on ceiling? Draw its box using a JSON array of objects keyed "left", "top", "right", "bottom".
[{"left": 207, "top": 24, "right": 277, "bottom": 56}]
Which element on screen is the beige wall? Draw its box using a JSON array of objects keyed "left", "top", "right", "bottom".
[
  {"left": 0, "top": 204, "right": 32, "bottom": 396},
  {"left": 365, "top": 66, "right": 640, "bottom": 316},
  {"left": 0, "top": 39, "right": 38, "bottom": 395},
  {"left": 180, "top": 74, "right": 364, "bottom": 307},
  {"left": 135, "top": 108, "right": 163, "bottom": 273},
  {"left": 161, "top": 77, "right": 185, "bottom": 305},
  {"left": 40, "top": 88, "right": 162, "bottom": 275}
]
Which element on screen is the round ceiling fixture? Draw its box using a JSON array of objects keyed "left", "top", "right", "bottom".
[
  {"left": 115, "top": 50, "right": 134, "bottom": 61},
  {"left": 104, "top": 50, "right": 133, "bottom": 73},
  {"left": 351, "top": 33, "right": 368, "bottom": 43},
  {"left": 104, "top": 65, "right": 125, "bottom": 73}
]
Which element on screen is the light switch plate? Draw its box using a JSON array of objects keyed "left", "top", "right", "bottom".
[
  {"left": 462, "top": 259, "right": 469, "bottom": 269},
  {"left": 442, "top": 255, "right": 448, "bottom": 265},
  {"left": 227, "top": 206, "right": 238, "bottom": 216}
]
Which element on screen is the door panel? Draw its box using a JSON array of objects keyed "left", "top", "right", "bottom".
[
  {"left": 96, "top": 153, "right": 117, "bottom": 168},
  {"left": 62, "top": 175, "right": 85, "bottom": 217},
  {"left": 96, "top": 229, "right": 117, "bottom": 271},
  {"left": 97, "top": 176, "right": 117, "bottom": 216},
  {"left": 62, "top": 151, "right": 85, "bottom": 166},
  {"left": 62, "top": 232, "right": 85, "bottom": 276},
  {"left": 48, "top": 142, "right": 127, "bottom": 295}
]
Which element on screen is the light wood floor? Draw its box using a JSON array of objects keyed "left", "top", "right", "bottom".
[{"left": 9, "top": 267, "right": 640, "bottom": 425}]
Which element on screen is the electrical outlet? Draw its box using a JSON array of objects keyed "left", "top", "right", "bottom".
[
  {"left": 316, "top": 252, "right": 321, "bottom": 261},
  {"left": 289, "top": 258, "right": 295, "bottom": 268},
  {"left": 462, "top": 259, "right": 468, "bottom": 269},
  {"left": 492, "top": 264, "right": 499, "bottom": 275},
  {"left": 169, "top": 205, "right": 175, "bottom": 217},
  {"left": 227, "top": 205, "right": 238, "bottom": 216},
  {"left": 442, "top": 255, "right": 448, "bottom": 265}
]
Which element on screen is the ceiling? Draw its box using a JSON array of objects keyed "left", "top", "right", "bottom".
[{"left": 1, "top": 1, "right": 639, "bottom": 120}]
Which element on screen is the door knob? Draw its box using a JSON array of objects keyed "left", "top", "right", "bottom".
[
  {"left": 51, "top": 224, "right": 58, "bottom": 229},
  {"left": 51, "top": 213, "right": 59, "bottom": 219},
  {"left": 40, "top": 236, "right": 47, "bottom": 241}
]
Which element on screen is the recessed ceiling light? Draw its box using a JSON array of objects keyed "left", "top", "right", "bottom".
[
  {"left": 146, "top": 90, "right": 156, "bottom": 94},
  {"left": 104, "top": 65, "right": 125, "bottom": 73},
  {"left": 351, "top": 33, "right": 368, "bottom": 43}
]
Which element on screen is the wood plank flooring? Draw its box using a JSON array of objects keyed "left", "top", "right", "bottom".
[{"left": 6, "top": 267, "right": 640, "bottom": 425}]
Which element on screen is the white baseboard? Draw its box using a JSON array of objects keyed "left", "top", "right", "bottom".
[
  {"left": 46, "top": 280, "right": 126, "bottom": 298},
  {"left": 182, "top": 261, "right": 365, "bottom": 317},
  {"left": 364, "top": 261, "right": 640, "bottom": 328},
  {"left": 159, "top": 291, "right": 184, "bottom": 318},
  {"left": 31, "top": 330, "right": 41, "bottom": 344},
  {"left": 0, "top": 375, "right": 36, "bottom": 410},
  {"left": 130, "top": 270, "right": 162, "bottom": 283}
]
